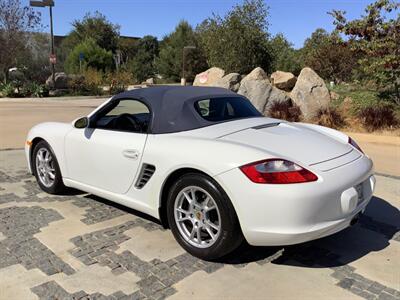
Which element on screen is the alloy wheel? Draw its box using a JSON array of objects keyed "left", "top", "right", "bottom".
[
  {"left": 35, "top": 148, "right": 56, "bottom": 188},
  {"left": 174, "top": 186, "right": 221, "bottom": 248}
]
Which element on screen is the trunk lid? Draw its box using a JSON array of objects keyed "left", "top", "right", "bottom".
[{"left": 219, "top": 122, "right": 352, "bottom": 166}]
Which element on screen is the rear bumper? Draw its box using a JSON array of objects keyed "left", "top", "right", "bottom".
[
  {"left": 241, "top": 199, "right": 370, "bottom": 246},
  {"left": 215, "top": 155, "right": 375, "bottom": 246}
]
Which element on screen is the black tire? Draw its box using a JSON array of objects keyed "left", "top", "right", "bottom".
[
  {"left": 32, "top": 140, "right": 67, "bottom": 194},
  {"left": 167, "top": 173, "right": 243, "bottom": 260}
]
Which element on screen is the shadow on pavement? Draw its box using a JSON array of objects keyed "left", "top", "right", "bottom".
[
  {"left": 60, "top": 187, "right": 86, "bottom": 196},
  {"left": 83, "top": 194, "right": 163, "bottom": 225},
  {"left": 74, "top": 191, "right": 399, "bottom": 267}
]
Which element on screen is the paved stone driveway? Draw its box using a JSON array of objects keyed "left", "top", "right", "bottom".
[{"left": 0, "top": 150, "right": 399, "bottom": 300}]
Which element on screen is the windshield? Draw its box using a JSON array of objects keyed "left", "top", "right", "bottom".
[{"left": 194, "top": 97, "right": 261, "bottom": 122}]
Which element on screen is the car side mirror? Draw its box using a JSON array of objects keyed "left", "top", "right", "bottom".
[{"left": 74, "top": 117, "right": 89, "bottom": 129}]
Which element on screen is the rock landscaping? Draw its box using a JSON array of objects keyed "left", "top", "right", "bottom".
[{"left": 194, "top": 66, "right": 331, "bottom": 121}]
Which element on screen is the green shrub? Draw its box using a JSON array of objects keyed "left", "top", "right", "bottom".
[
  {"left": 21, "top": 82, "right": 49, "bottom": 97},
  {"left": 358, "top": 105, "right": 398, "bottom": 131},
  {"left": 1, "top": 83, "right": 16, "bottom": 97},
  {"left": 329, "top": 83, "right": 387, "bottom": 114}
]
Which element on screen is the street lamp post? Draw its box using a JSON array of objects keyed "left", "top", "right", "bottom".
[
  {"left": 30, "top": 0, "right": 56, "bottom": 89},
  {"left": 181, "top": 46, "right": 196, "bottom": 86}
]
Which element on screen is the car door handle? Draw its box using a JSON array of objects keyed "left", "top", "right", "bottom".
[{"left": 122, "top": 149, "right": 139, "bottom": 160}]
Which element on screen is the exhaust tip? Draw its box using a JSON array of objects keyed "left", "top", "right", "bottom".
[{"left": 350, "top": 215, "right": 359, "bottom": 226}]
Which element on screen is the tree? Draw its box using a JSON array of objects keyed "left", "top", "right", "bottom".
[
  {"left": 197, "top": 0, "right": 271, "bottom": 74},
  {"left": 157, "top": 20, "right": 207, "bottom": 82},
  {"left": 330, "top": 0, "right": 400, "bottom": 102},
  {"left": 0, "top": 0, "right": 41, "bottom": 83},
  {"left": 23, "top": 32, "right": 52, "bottom": 83},
  {"left": 269, "top": 33, "right": 302, "bottom": 75},
  {"left": 65, "top": 38, "right": 113, "bottom": 73},
  {"left": 62, "top": 12, "right": 120, "bottom": 53},
  {"left": 128, "top": 35, "right": 158, "bottom": 82},
  {"left": 118, "top": 37, "right": 139, "bottom": 66},
  {"left": 301, "top": 28, "right": 358, "bottom": 83}
]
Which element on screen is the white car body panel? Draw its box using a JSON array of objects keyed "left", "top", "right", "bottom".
[
  {"left": 64, "top": 128, "right": 147, "bottom": 194},
  {"left": 26, "top": 105, "right": 375, "bottom": 246},
  {"left": 216, "top": 155, "right": 374, "bottom": 245},
  {"left": 219, "top": 122, "right": 352, "bottom": 166},
  {"left": 25, "top": 122, "right": 72, "bottom": 175}
]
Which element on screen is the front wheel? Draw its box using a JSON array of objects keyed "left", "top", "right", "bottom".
[
  {"left": 167, "top": 173, "right": 243, "bottom": 260},
  {"left": 32, "top": 140, "right": 66, "bottom": 194}
]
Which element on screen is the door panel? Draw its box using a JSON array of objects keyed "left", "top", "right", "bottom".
[{"left": 65, "top": 128, "right": 147, "bottom": 194}]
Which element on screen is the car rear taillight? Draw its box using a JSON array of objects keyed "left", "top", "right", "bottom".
[
  {"left": 240, "top": 159, "right": 318, "bottom": 184},
  {"left": 348, "top": 137, "right": 364, "bottom": 154}
]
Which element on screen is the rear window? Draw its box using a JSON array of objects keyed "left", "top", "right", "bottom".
[{"left": 194, "top": 97, "right": 261, "bottom": 122}]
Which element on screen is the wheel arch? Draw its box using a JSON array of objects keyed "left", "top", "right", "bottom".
[
  {"left": 158, "top": 167, "right": 212, "bottom": 228},
  {"left": 29, "top": 137, "right": 46, "bottom": 172}
]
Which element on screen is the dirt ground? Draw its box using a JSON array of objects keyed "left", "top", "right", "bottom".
[
  {"left": 345, "top": 132, "right": 400, "bottom": 177},
  {"left": 0, "top": 97, "right": 398, "bottom": 176}
]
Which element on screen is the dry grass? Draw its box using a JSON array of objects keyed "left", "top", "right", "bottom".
[
  {"left": 268, "top": 100, "right": 302, "bottom": 122},
  {"left": 358, "top": 105, "right": 398, "bottom": 131},
  {"left": 314, "top": 107, "right": 346, "bottom": 129}
]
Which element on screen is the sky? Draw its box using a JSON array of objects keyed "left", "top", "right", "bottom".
[{"left": 24, "top": 0, "right": 377, "bottom": 49}]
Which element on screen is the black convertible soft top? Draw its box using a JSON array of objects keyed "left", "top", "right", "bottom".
[{"left": 112, "top": 86, "right": 261, "bottom": 134}]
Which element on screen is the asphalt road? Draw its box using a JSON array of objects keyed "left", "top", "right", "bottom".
[
  {"left": 0, "top": 97, "right": 398, "bottom": 177},
  {"left": 0, "top": 149, "right": 399, "bottom": 299},
  {"left": 0, "top": 97, "right": 108, "bottom": 150}
]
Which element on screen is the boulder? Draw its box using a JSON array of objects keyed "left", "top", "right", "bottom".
[
  {"left": 45, "top": 72, "right": 84, "bottom": 89},
  {"left": 265, "top": 87, "right": 291, "bottom": 111},
  {"left": 290, "top": 67, "right": 331, "bottom": 120},
  {"left": 271, "top": 71, "right": 297, "bottom": 91},
  {"left": 242, "top": 67, "right": 269, "bottom": 82},
  {"left": 238, "top": 67, "right": 275, "bottom": 113},
  {"left": 145, "top": 78, "right": 155, "bottom": 84},
  {"left": 238, "top": 79, "right": 271, "bottom": 113},
  {"left": 45, "top": 72, "right": 69, "bottom": 89},
  {"left": 214, "top": 73, "right": 241, "bottom": 92},
  {"left": 193, "top": 67, "right": 225, "bottom": 86}
]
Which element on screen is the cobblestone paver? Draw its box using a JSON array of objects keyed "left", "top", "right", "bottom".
[
  {"left": 67, "top": 220, "right": 226, "bottom": 298},
  {"left": 0, "top": 150, "right": 399, "bottom": 299},
  {"left": 0, "top": 206, "right": 75, "bottom": 275},
  {"left": 32, "top": 280, "right": 147, "bottom": 300},
  {"left": 276, "top": 244, "right": 400, "bottom": 300},
  {"left": 0, "top": 169, "right": 31, "bottom": 183},
  {"left": 71, "top": 195, "right": 126, "bottom": 225}
]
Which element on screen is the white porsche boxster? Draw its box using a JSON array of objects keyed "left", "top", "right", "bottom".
[{"left": 26, "top": 86, "right": 375, "bottom": 259}]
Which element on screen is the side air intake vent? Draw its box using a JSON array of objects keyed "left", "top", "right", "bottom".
[{"left": 135, "top": 164, "right": 156, "bottom": 189}]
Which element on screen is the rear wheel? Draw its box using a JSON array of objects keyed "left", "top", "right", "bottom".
[
  {"left": 32, "top": 140, "right": 66, "bottom": 194},
  {"left": 167, "top": 173, "right": 243, "bottom": 260}
]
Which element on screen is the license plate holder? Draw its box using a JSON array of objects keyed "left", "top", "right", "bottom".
[{"left": 355, "top": 183, "right": 364, "bottom": 204}]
